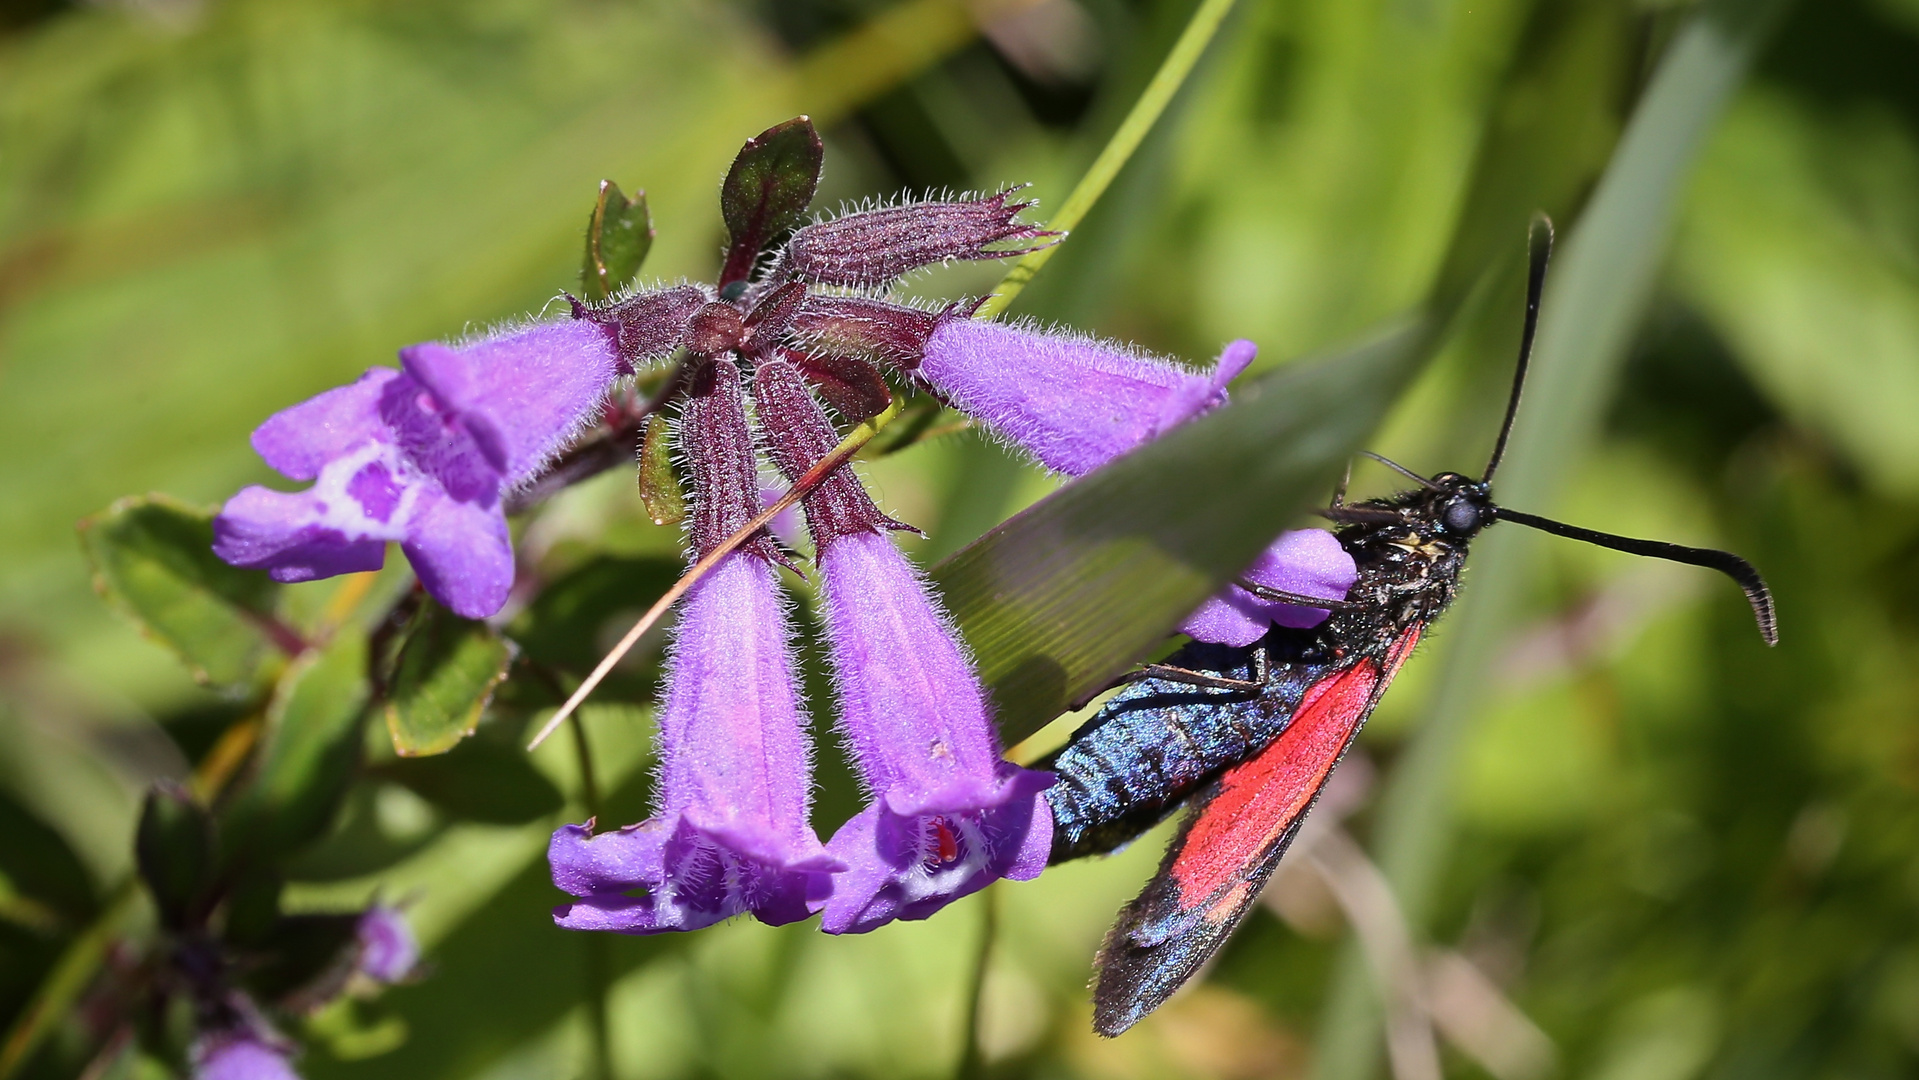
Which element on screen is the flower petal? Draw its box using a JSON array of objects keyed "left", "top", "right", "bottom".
[
  {"left": 212, "top": 487, "right": 389, "bottom": 583},
  {"left": 250, "top": 368, "right": 400, "bottom": 482},
  {"left": 355, "top": 906, "right": 419, "bottom": 984},
  {"left": 820, "top": 764, "right": 1053, "bottom": 934},
  {"left": 376, "top": 374, "right": 503, "bottom": 506},
  {"left": 191, "top": 1034, "right": 300, "bottom": 1080},
  {"left": 399, "top": 490, "right": 514, "bottom": 620},
  {"left": 212, "top": 442, "right": 419, "bottom": 583},
  {"left": 919, "top": 320, "right": 1253, "bottom": 475},
  {"left": 1179, "top": 528, "right": 1358, "bottom": 644},
  {"left": 399, "top": 319, "right": 622, "bottom": 485},
  {"left": 550, "top": 814, "right": 837, "bottom": 934}
]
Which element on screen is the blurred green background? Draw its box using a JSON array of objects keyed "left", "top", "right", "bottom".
[{"left": 4, "top": 0, "right": 1919, "bottom": 1077}]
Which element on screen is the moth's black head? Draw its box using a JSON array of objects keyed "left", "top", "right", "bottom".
[{"left": 1429, "top": 472, "right": 1494, "bottom": 539}]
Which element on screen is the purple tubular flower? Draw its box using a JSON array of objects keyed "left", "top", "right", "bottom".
[
  {"left": 1178, "top": 529, "right": 1359, "bottom": 646},
  {"left": 548, "top": 554, "right": 839, "bottom": 932},
  {"left": 917, "top": 320, "right": 1256, "bottom": 477},
  {"left": 814, "top": 532, "right": 1053, "bottom": 933},
  {"left": 783, "top": 191, "right": 1054, "bottom": 289},
  {"left": 549, "top": 359, "right": 837, "bottom": 933},
  {"left": 212, "top": 317, "right": 622, "bottom": 618},
  {"left": 192, "top": 1034, "right": 300, "bottom": 1080},
  {"left": 355, "top": 905, "right": 419, "bottom": 984},
  {"left": 751, "top": 358, "right": 1051, "bottom": 934}
]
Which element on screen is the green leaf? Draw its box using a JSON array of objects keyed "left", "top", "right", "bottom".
[
  {"left": 377, "top": 739, "right": 563, "bottom": 825},
  {"left": 134, "top": 782, "right": 216, "bottom": 931},
  {"left": 718, "top": 116, "right": 823, "bottom": 287},
  {"left": 221, "top": 867, "right": 285, "bottom": 947},
  {"left": 221, "top": 634, "right": 370, "bottom": 867},
  {"left": 280, "top": 785, "right": 447, "bottom": 884},
  {"left": 934, "top": 323, "right": 1433, "bottom": 744},
  {"left": 637, "top": 416, "right": 686, "bottom": 527},
  {"left": 77, "top": 494, "right": 289, "bottom": 688},
  {"left": 0, "top": 791, "right": 97, "bottom": 924},
  {"left": 384, "top": 600, "right": 517, "bottom": 757},
  {"left": 1675, "top": 90, "right": 1919, "bottom": 495},
  {"left": 580, "top": 180, "right": 654, "bottom": 304}
]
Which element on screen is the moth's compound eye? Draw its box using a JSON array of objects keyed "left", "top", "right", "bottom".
[
  {"left": 1442, "top": 498, "right": 1481, "bottom": 535},
  {"left": 719, "top": 280, "right": 749, "bottom": 302}
]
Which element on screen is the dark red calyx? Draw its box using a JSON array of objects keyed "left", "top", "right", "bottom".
[
  {"left": 788, "top": 296, "right": 952, "bottom": 372},
  {"left": 572, "top": 284, "right": 705, "bottom": 371},
  {"left": 684, "top": 302, "right": 748, "bottom": 358},
  {"left": 752, "top": 358, "right": 912, "bottom": 548},
  {"left": 784, "top": 347, "right": 892, "bottom": 423},
  {"left": 782, "top": 190, "right": 1055, "bottom": 289},
  {"left": 679, "top": 357, "right": 782, "bottom": 563},
  {"left": 740, "top": 281, "right": 808, "bottom": 358}
]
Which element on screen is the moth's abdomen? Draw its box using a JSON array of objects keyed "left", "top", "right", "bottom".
[{"left": 1044, "top": 642, "right": 1324, "bottom": 862}]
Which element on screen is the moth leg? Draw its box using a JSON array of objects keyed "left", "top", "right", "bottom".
[
  {"left": 1132, "top": 643, "right": 1271, "bottom": 693},
  {"left": 1235, "top": 581, "right": 1364, "bottom": 611},
  {"left": 1068, "top": 648, "right": 1267, "bottom": 709},
  {"left": 1128, "top": 663, "right": 1264, "bottom": 693}
]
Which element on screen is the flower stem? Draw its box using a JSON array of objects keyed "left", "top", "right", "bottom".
[
  {"left": 955, "top": 885, "right": 999, "bottom": 1080},
  {"left": 566, "top": 710, "right": 614, "bottom": 1080},
  {"left": 974, "top": 0, "right": 1240, "bottom": 320}
]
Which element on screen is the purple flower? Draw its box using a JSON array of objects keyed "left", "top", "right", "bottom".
[
  {"left": 354, "top": 905, "right": 419, "bottom": 984},
  {"left": 548, "top": 553, "right": 840, "bottom": 932},
  {"left": 917, "top": 319, "right": 1257, "bottom": 476},
  {"left": 751, "top": 357, "right": 1051, "bottom": 933},
  {"left": 192, "top": 1033, "right": 299, "bottom": 1080},
  {"left": 549, "top": 360, "right": 838, "bottom": 933},
  {"left": 1178, "top": 529, "right": 1359, "bottom": 646},
  {"left": 813, "top": 532, "right": 1053, "bottom": 933},
  {"left": 212, "top": 317, "right": 624, "bottom": 618}
]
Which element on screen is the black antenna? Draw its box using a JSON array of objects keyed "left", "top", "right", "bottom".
[
  {"left": 1494, "top": 507, "right": 1778, "bottom": 646},
  {"left": 1359, "top": 451, "right": 1440, "bottom": 491},
  {"left": 1482, "top": 214, "right": 1555, "bottom": 485}
]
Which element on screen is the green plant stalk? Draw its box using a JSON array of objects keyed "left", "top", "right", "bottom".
[
  {"left": 0, "top": 881, "right": 137, "bottom": 1080},
  {"left": 567, "top": 714, "right": 613, "bottom": 1080},
  {"left": 955, "top": 886, "right": 1000, "bottom": 1080},
  {"left": 1309, "top": 2, "right": 1791, "bottom": 1077},
  {"left": 974, "top": 0, "right": 1239, "bottom": 320}
]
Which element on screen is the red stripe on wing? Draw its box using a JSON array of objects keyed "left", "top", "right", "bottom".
[{"left": 1169, "top": 626, "right": 1422, "bottom": 908}]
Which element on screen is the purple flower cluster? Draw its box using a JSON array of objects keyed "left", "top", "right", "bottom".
[{"left": 211, "top": 117, "right": 1355, "bottom": 943}]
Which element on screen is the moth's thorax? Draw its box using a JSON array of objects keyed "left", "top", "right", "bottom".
[{"left": 1322, "top": 471, "right": 1492, "bottom": 654}]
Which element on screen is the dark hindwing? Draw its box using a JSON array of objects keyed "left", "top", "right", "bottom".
[{"left": 1089, "top": 626, "right": 1422, "bottom": 1037}]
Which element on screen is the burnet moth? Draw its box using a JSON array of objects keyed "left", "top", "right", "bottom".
[{"left": 1040, "top": 217, "right": 1779, "bottom": 1037}]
